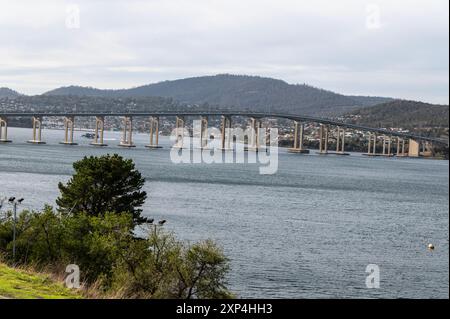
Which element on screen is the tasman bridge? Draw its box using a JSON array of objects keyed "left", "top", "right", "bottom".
[{"left": 0, "top": 111, "right": 448, "bottom": 157}]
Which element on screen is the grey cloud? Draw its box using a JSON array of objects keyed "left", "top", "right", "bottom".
[{"left": 0, "top": 0, "right": 448, "bottom": 103}]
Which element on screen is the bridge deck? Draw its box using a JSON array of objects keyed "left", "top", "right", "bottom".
[{"left": 0, "top": 111, "right": 447, "bottom": 145}]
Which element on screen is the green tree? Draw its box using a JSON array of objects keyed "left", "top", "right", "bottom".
[{"left": 56, "top": 154, "right": 148, "bottom": 225}]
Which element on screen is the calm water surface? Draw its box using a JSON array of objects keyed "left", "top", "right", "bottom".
[{"left": 0, "top": 127, "right": 448, "bottom": 298}]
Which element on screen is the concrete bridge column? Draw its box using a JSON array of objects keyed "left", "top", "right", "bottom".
[
  {"left": 174, "top": 116, "right": 185, "bottom": 149},
  {"left": 146, "top": 116, "right": 162, "bottom": 149},
  {"left": 220, "top": 115, "right": 232, "bottom": 151},
  {"left": 319, "top": 125, "right": 323, "bottom": 153},
  {"left": 336, "top": 127, "right": 340, "bottom": 152},
  {"left": 372, "top": 134, "right": 377, "bottom": 155},
  {"left": 366, "top": 133, "right": 378, "bottom": 156},
  {"left": 335, "top": 127, "right": 348, "bottom": 155},
  {"left": 250, "top": 117, "right": 257, "bottom": 150},
  {"left": 27, "top": 116, "right": 46, "bottom": 144},
  {"left": 119, "top": 116, "right": 135, "bottom": 147},
  {"left": 60, "top": 116, "right": 77, "bottom": 145},
  {"left": 91, "top": 116, "right": 107, "bottom": 146},
  {"left": 318, "top": 124, "right": 329, "bottom": 154},
  {"left": 396, "top": 138, "right": 408, "bottom": 157},
  {"left": 294, "top": 121, "right": 299, "bottom": 149},
  {"left": 288, "top": 121, "right": 309, "bottom": 154},
  {"left": 247, "top": 117, "right": 261, "bottom": 152},
  {"left": 200, "top": 116, "right": 209, "bottom": 149},
  {"left": 381, "top": 136, "right": 393, "bottom": 157},
  {"left": 388, "top": 136, "right": 392, "bottom": 156},
  {"left": 408, "top": 139, "right": 420, "bottom": 157},
  {"left": 421, "top": 142, "right": 433, "bottom": 157},
  {"left": 0, "top": 117, "right": 12, "bottom": 143},
  {"left": 256, "top": 119, "right": 262, "bottom": 150},
  {"left": 299, "top": 122, "right": 303, "bottom": 149}
]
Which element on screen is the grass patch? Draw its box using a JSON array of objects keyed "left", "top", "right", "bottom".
[{"left": 0, "top": 263, "right": 81, "bottom": 299}]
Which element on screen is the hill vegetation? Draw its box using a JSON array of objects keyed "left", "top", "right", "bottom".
[
  {"left": 0, "top": 87, "right": 21, "bottom": 98},
  {"left": 345, "top": 95, "right": 393, "bottom": 107},
  {"left": 2, "top": 75, "right": 446, "bottom": 136},
  {"left": 344, "top": 100, "right": 449, "bottom": 139},
  {"left": 43, "top": 74, "right": 392, "bottom": 116},
  {"left": 345, "top": 100, "right": 449, "bottom": 129},
  {"left": 0, "top": 94, "right": 181, "bottom": 113}
]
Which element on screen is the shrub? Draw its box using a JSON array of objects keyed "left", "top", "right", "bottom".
[{"left": 0, "top": 209, "right": 232, "bottom": 298}]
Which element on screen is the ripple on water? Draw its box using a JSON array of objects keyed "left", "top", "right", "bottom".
[{"left": 0, "top": 127, "right": 448, "bottom": 298}]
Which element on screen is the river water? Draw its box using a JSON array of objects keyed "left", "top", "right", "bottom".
[{"left": 0, "top": 127, "right": 448, "bottom": 298}]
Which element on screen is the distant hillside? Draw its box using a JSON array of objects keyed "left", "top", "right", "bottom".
[
  {"left": 44, "top": 74, "right": 391, "bottom": 116},
  {"left": 346, "top": 95, "right": 393, "bottom": 107},
  {"left": 345, "top": 100, "right": 449, "bottom": 131},
  {"left": 44, "top": 86, "right": 107, "bottom": 97},
  {"left": 0, "top": 87, "right": 21, "bottom": 98},
  {"left": 0, "top": 95, "right": 179, "bottom": 114}
]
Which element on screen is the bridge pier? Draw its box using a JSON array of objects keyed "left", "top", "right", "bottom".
[
  {"left": 0, "top": 117, "right": 12, "bottom": 143},
  {"left": 145, "top": 116, "right": 162, "bottom": 149},
  {"left": 246, "top": 117, "right": 261, "bottom": 152},
  {"left": 173, "top": 116, "right": 185, "bottom": 149},
  {"left": 408, "top": 139, "right": 420, "bottom": 157},
  {"left": 60, "top": 116, "right": 77, "bottom": 145},
  {"left": 421, "top": 141, "right": 433, "bottom": 157},
  {"left": 198, "top": 116, "right": 210, "bottom": 150},
  {"left": 219, "top": 115, "right": 233, "bottom": 151},
  {"left": 288, "top": 121, "right": 309, "bottom": 154},
  {"left": 365, "top": 133, "right": 378, "bottom": 156},
  {"left": 318, "top": 124, "right": 329, "bottom": 154},
  {"left": 335, "top": 127, "right": 349, "bottom": 155},
  {"left": 91, "top": 116, "right": 107, "bottom": 146},
  {"left": 396, "top": 138, "right": 407, "bottom": 157},
  {"left": 381, "top": 135, "right": 393, "bottom": 157},
  {"left": 388, "top": 136, "right": 392, "bottom": 156},
  {"left": 373, "top": 134, "right": 377, "bottom": 155},
  {"left": 119, "top": 116, "right": 135, "bottom": 147},
  {"left": 27, "top": 116, "right": 46, "bottom": 144}
]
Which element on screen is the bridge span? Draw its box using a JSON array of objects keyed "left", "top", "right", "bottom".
[{"left": 0, "top": 111, "right": 448, "bottom": 157}]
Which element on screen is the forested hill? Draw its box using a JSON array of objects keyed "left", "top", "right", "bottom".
[
  {"left": 0, "top": 87, "right": 21, "bottom": 98},
  {"left": 43, "top": 74, "right": 392, "bottom": 116},
  {"left": 0, "top": 95, "right": 180, "bottom": 114},
  {"left": 345, "top": 100, "right": 449, "bottom": 130},
  {"left": 345, "top": 95, "right": 393, "bottom": 107}
]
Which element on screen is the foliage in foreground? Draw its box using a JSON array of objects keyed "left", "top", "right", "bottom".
[{"left": 0, "top": 208, "right": 232, "bottom": 299}]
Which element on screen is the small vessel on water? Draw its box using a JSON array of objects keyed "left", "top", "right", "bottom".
[{"left": 82, "top": 133, "right": 96, "bottom": 139}]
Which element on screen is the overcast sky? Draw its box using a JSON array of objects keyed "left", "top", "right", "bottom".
[{"left": 0, "top": 0, "right": 448, "bottom": 103}]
